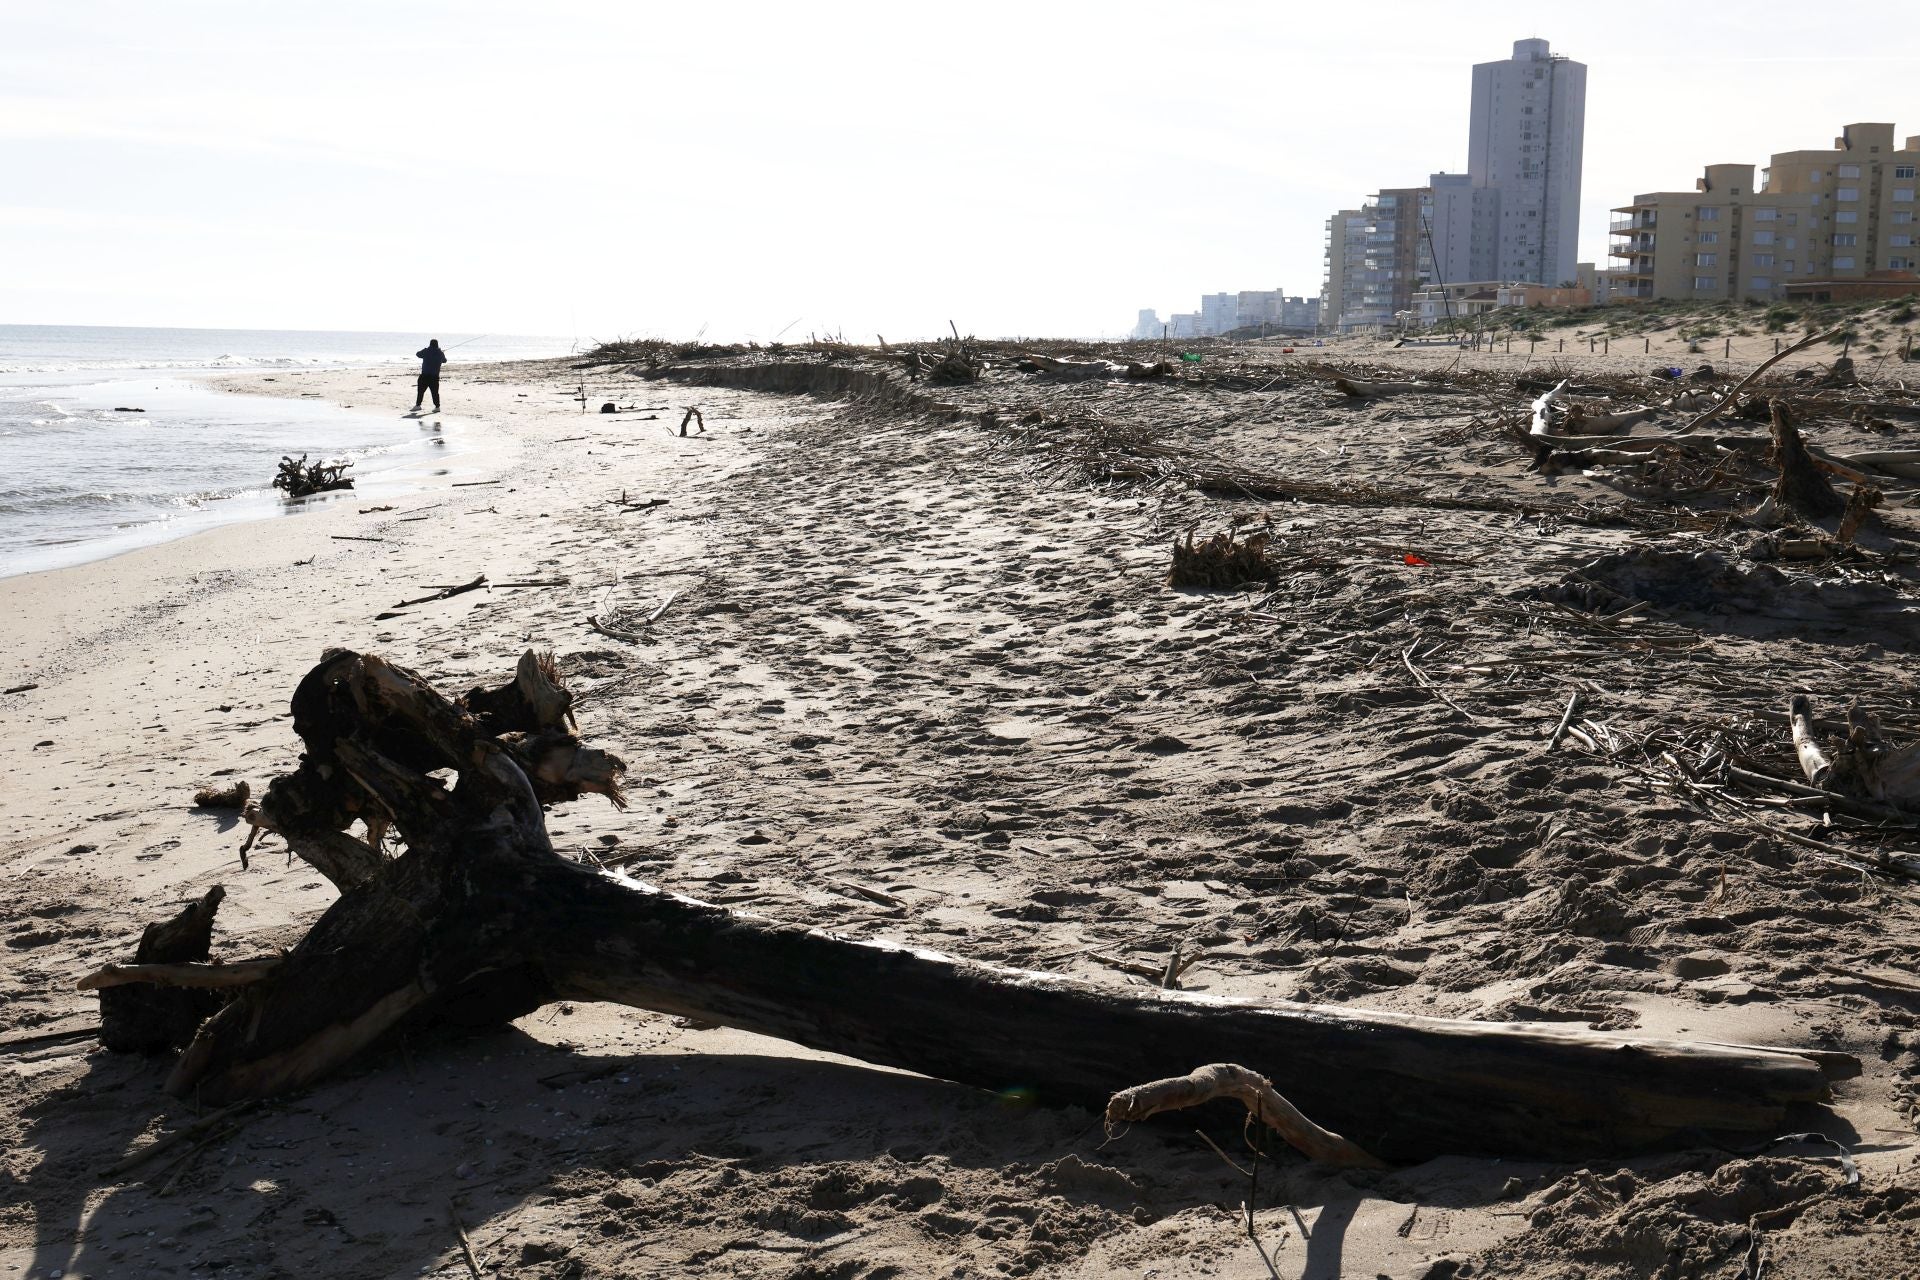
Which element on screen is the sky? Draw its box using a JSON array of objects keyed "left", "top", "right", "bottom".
[{"left": 6, "top": 0, "right": 1918, "bottom": 342}]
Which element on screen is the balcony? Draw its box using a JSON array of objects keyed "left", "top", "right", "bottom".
[
  {"left": 1610, "top": 213, "right": 1657, "bottom": 233},
  {"left": 1609, "top": 236, "right": 1656, "bottom": 258}
]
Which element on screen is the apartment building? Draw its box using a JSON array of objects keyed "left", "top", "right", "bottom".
[
  {"left": 1610, "top": 123, "right": 1920, "bottom": 302},
  {"left": 1469, "top": 38, "right": 1587, "bottom": 286},
  {"left": 1322, "top": 36, "right": 1587, "bottom": 319},
  {"left": 1427, "top": 171, "right": 1498, "bottom": 286},
  {"left": 1322, "top": 192, "right": 1435, "bottom": 330},
  {"left": 1323, "top": 208, "right": 1369, "bottom": 330}
]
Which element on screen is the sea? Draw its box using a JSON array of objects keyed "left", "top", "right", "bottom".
[{"left": 0, "top": 324, "right": 575, "bottom": 577}]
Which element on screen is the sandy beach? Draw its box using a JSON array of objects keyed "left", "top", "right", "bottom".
[{"left": 6, "top": 339, "right": 1920, "bottom": 1279}]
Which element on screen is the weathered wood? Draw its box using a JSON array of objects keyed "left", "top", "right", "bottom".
[
  {"left": 98, "top": 886, "right": 228, "bottom": 1053},
  {"left": 1681, "top": 328, "right": 1835, "bottom": 434},
  {"left": 80, "top": 959, "right": 282, "bottom": 992},
  {"left": 1767, "top": 400, "right": 1846, "bottom": 519},
  {"left": 1106, "top": 1063, "right": 1387, "bottom": 1169},
  {"left": 153, "top": 652, "right": 1841, "bottom": 1162}
]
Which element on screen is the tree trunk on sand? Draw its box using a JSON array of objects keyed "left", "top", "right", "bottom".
[
  {"left": 1768, "top": 399, "right": 1846, "bottom": 520},
  {"left": 139, "top": 651, "right": 1841, "bottom": 1163}
]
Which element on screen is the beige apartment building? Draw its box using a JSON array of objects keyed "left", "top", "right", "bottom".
[{"left": 1610, "top": 122, "right": 1920, "bottom": 303}]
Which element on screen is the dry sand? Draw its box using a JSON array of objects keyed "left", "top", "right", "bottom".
[{"left": 4, "top": 343, "right": 1920, "bottom": 1278}]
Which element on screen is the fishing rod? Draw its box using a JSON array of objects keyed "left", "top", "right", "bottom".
[{"left": 443, "top": 334, "right": 489, "bottom": 350}]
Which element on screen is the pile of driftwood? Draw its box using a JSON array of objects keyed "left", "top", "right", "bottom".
[
  {"left": 1502, "top": 331, "right": 1920, "bottom": 513},
  {"left": 996, "top": 409, "right": 1696, "bottom": 532},
  {"left": 1169, "top": 526, "right": 1276, "bottom": 588},
  {"left": 271, "top": 454, "right": 353, "bottom": 498},
  {"left": 81, "top": 649, "right": 1849, "bottom": 1163}
]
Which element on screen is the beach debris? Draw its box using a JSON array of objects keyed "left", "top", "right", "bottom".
[
  {"left": 385, "top": 574, "right": 488, "bottom": 613},
  {"left": 94, "top": 885, "right": 228, "bottom": 1054},
  {"left": 1105, "top": 1063, "right": 1386, "bottom": 1169},
  {"left": 1540, "top": 548, "right": 1920, "bottom": 645},
  {"left": 112, "top": 406, "right": 145, "bottom": 413},
  {"left": 271, "top": 453, "right": 353, "bottom": 497},
  {"left": 3, "top": 683, "right": 38, "bottom": 696},
  {"left": 1168, "top": 526, "right": 1276, "bottom": 589},
  {"left": 678, "top": 406, "right": 706, "bottom": 436},
  {"left": 1763, "top": 400, "right": 1846, "bottom": 521},
  {"left": 1021, "top": 353, "right": 1173, "bottom": 381},
  {"left": 191, "top": 780, "right": 250, "bottom": 810},
  {"left": 83, "top": 650, "right": 1845, "bottom": 1161},
  {"left": 1681, "top": 328, "right": 1835, "bottom": 433},
  {"left": 1528, "top": 378, "right": 1569, "bottom": 435},
  {"left": 1790, "top": 695, "right": 1920, "bottom": 811}
]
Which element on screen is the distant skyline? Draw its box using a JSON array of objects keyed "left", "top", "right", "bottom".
[{"left": 7, "top": 1, "right": 1917, "bottom": 341}]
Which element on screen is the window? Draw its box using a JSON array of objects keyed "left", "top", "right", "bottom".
[
  {"left": 1838, "top": 164, "right": 1861, "bottom": 179},
  {"left": 1696, "top": 253, "right": 1717, "bottom": 266},
  {"left": 1784, "top": 261, "right": 1796, "bottom": 273},
  {"left": 1699, "top": 231, "right": 1719, "bottom": 244},
  {"left": 1896, "top": 211, "right": 1915, "bottom": 224},
  {"left": 1698, "top": 207, "right": 1721, "bottom": 221},
  {"left": 1785, "top": 213, "right": 1799, "bottom": 226},
  {"left": 1833, "top": 233, "right": 1858, "bottom": 246},
  {"left": 1753, "top": 230, "right": 1775, "bottom": 245},
  {"left": 1753, "top": 253, "right": 1775, "bottom": 267},
  {"left": 1897, "top": 189, "right": 1916, "bottom": 202},
  {"left": 1694, "top": 277, "right": 1718, "bottom": 289},
  {"left": 1836, "top": 210, "right": 1859, "bottom": 223},
  {"left": 1785, "top": 237, "right": 1797, "bottom": 249},
  {"left": 1898, "top": 165, "right": 1916, "bottom": 179},
  {"left": 1894, "top": 235, "right": 1914, "bottom": 247},
  {"left": 1894, "top": 258, "right": 1912, "bottom": 270},
  {"left": 1834, "top": 256, "right": 1856, "bottom": 269},
  {"left": 1837, "top": 187, "right": 1860, "bottom": 201},
  {"left": 1753, "top": 207, "right": 1779, "bottom": 221},
  {"left": 1751, "top": 277, "right": 1773, "bottom": 290}
]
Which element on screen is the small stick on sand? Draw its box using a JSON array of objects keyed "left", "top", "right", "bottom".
[
  {"left": 1548, "top": 690, "right": 1586, "bottom": 750},
  {"left": 1106, "top": 1063, "right": 1388, "bottom": 1169},
  {"left": 99, "top": 1101, "right": 260, "bottom": 1179},
  {"left": 450, "top": 1201, "right": 483, "bottom": 1280}
]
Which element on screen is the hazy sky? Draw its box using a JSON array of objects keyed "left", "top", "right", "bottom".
[{"left": 7, "top": 0, "right": 1916, "bottom": 341}]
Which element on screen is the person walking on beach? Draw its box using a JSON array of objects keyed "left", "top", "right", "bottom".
[{"left": 413, "top": 339, "right": 447, "bottom": 412}]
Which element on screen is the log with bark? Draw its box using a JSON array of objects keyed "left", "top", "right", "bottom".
[{"left": 94, "top": 650, "right": 1849, "bottom": 1162}]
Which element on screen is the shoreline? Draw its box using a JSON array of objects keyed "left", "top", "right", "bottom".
[{"left": 0, "top": 363, "right": 529, "bottom": 580}]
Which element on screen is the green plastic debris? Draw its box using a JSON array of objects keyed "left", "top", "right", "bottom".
[{"left": 1178, "top": 352, "right": 1203, "bottom": 363}]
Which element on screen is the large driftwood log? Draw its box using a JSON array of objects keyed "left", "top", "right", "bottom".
[{"left": 117, "top": 651, "right": 1844, "bottom": 1161}]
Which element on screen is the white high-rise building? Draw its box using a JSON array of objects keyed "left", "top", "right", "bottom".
[{"left": 1468, "top": 37, "right": 1586, "bottom": 286}]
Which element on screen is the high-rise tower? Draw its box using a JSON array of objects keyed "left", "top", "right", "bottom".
[{"left": 1468, "top": 37, "right": 1587, "bottom": 286}]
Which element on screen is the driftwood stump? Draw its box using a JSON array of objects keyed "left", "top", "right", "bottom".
[
  {"left": 91, "top": 651, "right": 1849, "bottom": 1161},
  {"left": 98, "top": 885, "right": 228, "bottom": 1053},
  {"left": 1767, "top": 399, "right": 1846, "bottom": 520}
]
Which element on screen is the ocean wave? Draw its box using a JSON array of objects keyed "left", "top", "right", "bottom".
[{"left": 0, "top": 353, "right": 408, "bottom": 375}]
